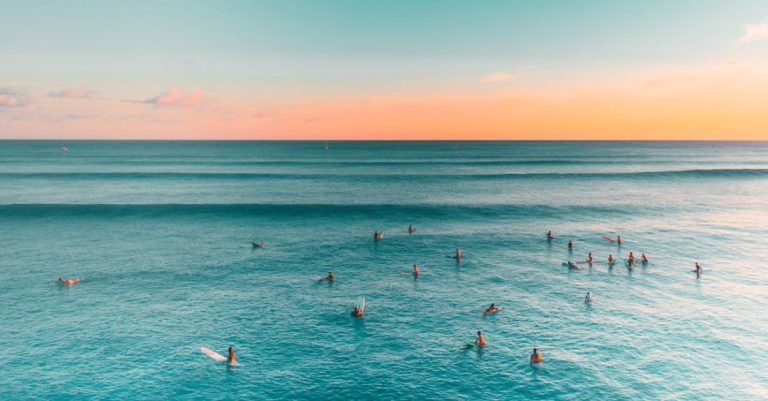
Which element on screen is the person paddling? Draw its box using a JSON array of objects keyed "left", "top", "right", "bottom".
[
  {"left": 58, "top": 277, "right": 80, "bottom": 286},
  {"left": 252, "top": 241, "right": 265, "bottom": 248},
  {"left": 483, "top": 303, "right": 501, "bottom": 315},
  {"left": 227, "top": 346, "right": 237, "bottom": 365}
]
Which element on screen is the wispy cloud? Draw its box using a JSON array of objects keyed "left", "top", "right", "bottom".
[
  {"left": 49, "top": 88, "right": 96, "bottom": 99},
  {"left": 737, "top": 18, "right": 768, "bottom": 45},
  {"left": 142, "top": 88, "right": 209, "bottom": 108},
  {"left": 0, "top": 87, "right": 30, "bottom": 108},
  {"left": 480, "top": 71, "right": 521, "bottom": 83}
]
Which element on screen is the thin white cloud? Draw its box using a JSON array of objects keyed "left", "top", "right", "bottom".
[
  {"left": 0, "top": 87, "right": 30, "bottom": 108},
  {"left": 142, "top": 88, "right": 209, "bottom": 108},
  {"left": 737, "top": 19, "right": 768, "bottom": 45},
  {"left": 480, "top": 71, "right": 521, "bottom": 83},
  {"left": 49, "top": 88, "right": 96, "bottom": 99}
]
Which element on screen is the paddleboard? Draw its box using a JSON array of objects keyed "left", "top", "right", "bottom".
[{"left": 201, "top": 347, "right": 227, "bottom": 363}]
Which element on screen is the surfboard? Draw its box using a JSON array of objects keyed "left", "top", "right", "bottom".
[
  {"left": 602, "top": 235, "right": 615, "bottom": 243},
  {"left": 358, "top": 295, "right": 366, "bottom": 311},
  {"left": 201, "top": 347, "right": 227, "bottom": 363},
  {"left": 482, "top": 306, "right": 504, "bottom": 315}
]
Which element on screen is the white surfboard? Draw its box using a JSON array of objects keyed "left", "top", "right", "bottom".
[
  {"left": 201, "top": 347, "right": 227, "bottom": 362},
  {"left": 358, "top": 295, "right": 366, "bottom": 311}
]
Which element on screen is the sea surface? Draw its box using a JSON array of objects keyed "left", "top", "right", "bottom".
[{"left": 1, "top": 140, "right": 767, "bottom": 400}]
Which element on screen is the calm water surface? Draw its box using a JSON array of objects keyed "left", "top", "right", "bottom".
[{"left": 1, "top": 141, "right": 767, "bottom": 400}]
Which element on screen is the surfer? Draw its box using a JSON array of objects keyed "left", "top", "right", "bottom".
[
  {"left": 227, "top": 346, "right": 237, "bottom": 365},
  {"left": 567, "top": 261, "right": 579, "bottom": 270},
  {"left": 373, "top": 231, "right": 383, "bottom": 241},
  {"left": 412, "top": 264, "right": 420, "bottom": 277},
  {"left": 58, "top": 277, "right": 80, "bottom": 286},
  {"left": 608, "top": 254, "right": 614, "bottom": 265},
  {"left": 546, "top": 230, "right": 554, "bottom": 240},
  {"left": 694, "top": 262, "right": 702, "bottom": 278},
  {"left": 252, "top": 241, "right": 265, "bottom": 248},
  {"left": 641, "top": 253, "right": 649, "bottom": 264},
  {"left": 587, "top": 252, "right": 593, "bottom": 264},
  {"left": 475, "top": 331, "right": 487, "bottom": 347},
  {"left": 628, "top": 252, "right": 635, "bottom": 267},
  {"left": 324, "top": 271, "right": 335, "bottom": 282},
  {"left": 530, "top": 348, "right": 543, "bottom": 364},
  {"left": 408, "top": 224, "right": 415, "bottom": 234},
  {"left": 455, "top": 247, "right": 462, "bottom": 260},
  {"left": 568, "top": 240, "right": 573, "bottom": 250},
  {"left": 617, "top": 235, "right": 622, "bottom": 245},
  {"left": 352, "top": 306, "right": 364, "bottom": 317},
  {"left": 483, "top": 303, "right": 501, "bottom": 315},
  {"left": 584, "top": 291, "right": 594, "bottom": 304}
]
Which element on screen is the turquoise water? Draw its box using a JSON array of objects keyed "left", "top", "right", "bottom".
[{"left": 1, "top": 141, "right": 767, "bottom": 400}]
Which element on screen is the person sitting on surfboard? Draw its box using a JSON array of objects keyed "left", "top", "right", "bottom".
[
  {"left": 58, "top": 277, "right": 80, "bottom": 286},
  {"left": 546, "top": 230, "right": 554, "bottom": 240},
  {"left": 608, "top": 254, "right": 614, "bottom": 265},
  {"left": 455, "top": 248, "right": 462, "bottom": 260},
  {"left": 483, "top": 303, "right": 501, "bottom": 315},
  {"left": 587, "top": 252, "right": 593, "bottom": 264},
  {"left": 412, "top": 264, "right": 420, "bottom": 277},
  {"left": 530, "top": 348, "right": 543, "bottom": 364},
  {"left": 252, "top": 241, "right": 265, "bottom": 248},
  {"left": 585, "top": 291, "right": 594, "bottom": 304},
  {"left": 641, "top": 253, "right": 648, "bottom": 264},
  {"left": 325, "top": 272, "right": 335, "bottom": 282},
  {"left": 617, "top": 235, "right": 622, "bottom": 245},
  {"left": 568, "top": 240, "right": 573, "bottom": 250},
  {"left": 475, "top": 331, "right": 487, "bottom": 347},
  {"left": 373, "top": 231, "right": 383, "bottom": 241},
  {"left": 408, "top": 224, "right": 415, "bottom": 234},
  {"left": 227, "top": 346, "right": 237, "bottom": 365}
]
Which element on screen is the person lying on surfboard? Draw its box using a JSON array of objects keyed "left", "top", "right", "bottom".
[
  {"left": 567, "top": 261, "right": 579, "bottom": 270},
  {"left": 58, "top": 277, "right": 80, "bottom": 286},
  {"left": 475, "top": 331, "right": 487, "bottom": 347},
  {"left": 483, "top": 303, "right": 501, "bottom": 315},
  {"left": 228, "top": 346, "right": 237, "bottom": 365},
  {"left": 412, "top": 264, "right": 420, "bottom": 277},
  {"left": 252, "top": 241, "right": 265, "bottom": 248}
]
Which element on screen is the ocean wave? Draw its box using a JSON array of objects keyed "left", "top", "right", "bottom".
[
  {"left": 0, "top": 168, "right": 766, "bottom": 181},
  {"left": 0, "top": 203, "right": 634, "bottom": 219}
]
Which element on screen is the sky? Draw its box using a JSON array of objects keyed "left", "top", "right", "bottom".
[{"left": 1, "top": 0, "right": 768, "bottom": 140}]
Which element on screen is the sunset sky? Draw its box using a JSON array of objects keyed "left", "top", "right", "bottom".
[{"left": 2, "top": 0, "right": 768, "bottom": 140}]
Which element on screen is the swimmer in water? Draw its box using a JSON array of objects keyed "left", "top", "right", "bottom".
[
  {"left": 455, "top": 247, "right": 462, "bottom": 260},
  {"left": 530, "top": 348, "right": 543, "bottom": 364},
  {"left": 568, "top": 240, "right": 573, "bottom": 250},
  {"left": 252, "top": 241, "right": 265, "bottom": 248},
  {"left": 608, "top": 254, "right": 614, "bottom": 265},
  {"left": 584, "top": 291, "right": 594, "bottom": 304},
  {"left": 475, "top": 331, "right": 487, "bottom": 347},
  {"left": 617, "top": 235, "right": 622, "bottom": 245},
  {"left": 412, "top": 264, "right": 420, "bottom": 277},
  {"left": 352, "top": 304, "right": 364, "bottom": 317},
  {"left": 587, "top": 252, "right": 593, "bottom": 264},
  {"left": 58, "top": 277, "right": 80, "bottom": 286},
  {"left": 325, "top": 272, "right": 335, "bottom": 282},
  {"left": 628, "top": 252, "right": 635, "bottom": 267},
  {"left": 483, "top": 303, "right": 500, "bottom": 315},
  {"left": 227, "top": 346, "right": 237, "bottom": 365},
  {"left": 641, "top": 253, "right": 648, "bottom": 264},
  {"left": 546, "top": 230, "right": 554, "bottom": 240},
  {"left": 408, "top": 224, "right": 415, "bottom": 234}
]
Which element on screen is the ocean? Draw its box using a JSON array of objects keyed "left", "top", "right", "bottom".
[{"left": 1, "top": 140, "right": 767, "bottom": 400}]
